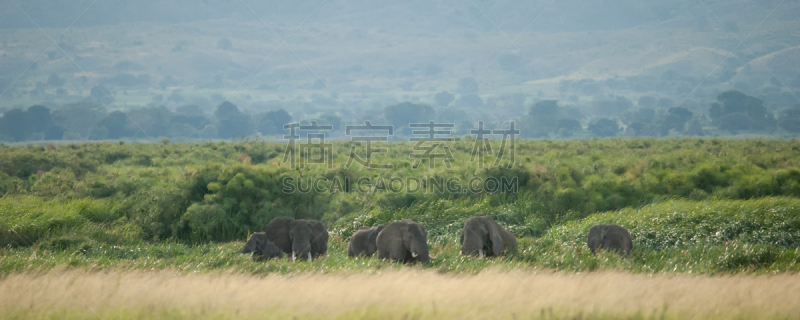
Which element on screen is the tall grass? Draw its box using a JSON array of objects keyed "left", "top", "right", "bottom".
[
  {"left": 2, "top": 139, "right": 800, "bottom": 274},
  {"left": 1, "top": 198, "right": 799, "bottom": 275},
  {"left": 2, "top": 270, "right": 799, "bottom": 319}
]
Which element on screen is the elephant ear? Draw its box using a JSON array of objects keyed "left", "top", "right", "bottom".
[
  {"left": 401, "top": 224, "right": 412, "bottom": 243},
  {"left": 487, "top": 219, "right": 505, "bottom": 255}
]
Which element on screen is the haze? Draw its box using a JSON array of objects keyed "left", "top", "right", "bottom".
[{"left": 1, "top": 0, "right": 799, "bottom": 142}]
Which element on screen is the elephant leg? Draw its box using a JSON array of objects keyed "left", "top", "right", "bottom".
[{"left": 390, "top": 250, "right": 407, "bottom": 262}]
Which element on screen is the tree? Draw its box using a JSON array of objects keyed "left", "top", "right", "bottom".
[
  {"left": 127, "top": 106, "right": 174, "bottom": 138},
  {"left": 655, "top": 107, "right": 693, "bottom": 136},
  {"left": 44, "top": 126, "right": 64, "bottom": 140},
  {"left": 96, "top": 111, "right": 131, "bottom": 139},
  {"left": 557, "top": 119, "right": 582, "bottom": 132},
  {"left": 710, "top": 90, "right": 776, "bottom": 132},
  {"left": 169, "top": 123, "right": 196, "bottom": 138},
  {"left": 779, "top": 106, "right": 800, "bottom": 133},
  {"left": 214, "top": 101, "right": 240, "bottom": 119},
  {"left": 525, "top": 100, "right": 561, "bottom": 136},
  {"left": 686, "top": 119, "right": 705, "bottom": 136},
  {"left": 384, "top": 102, "right": 433, "bottom": 130},
  {"left": 626, "top": 121, "right": 647, "bottom": 137},
  {"left": 588, "top": 118, "right": 619, "bottom": 137},
  {"left": 52, "top": 101, "right": 108, "bottom": 139},
  {"left": 434, "top": 91, "right": 454, "bottom": 107},
  {"left": 258, "top": 109, "right": 292, "bottom": 135},
  {"left": 718, "top": 113, "right": 753, "bottom": 134},
  {"left": 214, "top": 101, "right": 253, "bottom": 139},
  {"left": 0, "top": 109, "right": 30, "bottom": 141},
  {"left": 172, "top": 114, "right": 206, "bottom": 131},
  {"left": 26, "top": 105, "right": 53, "bottom": 133},
  {"left": 529, "top": 100, "right": 559, "bottom": 117}
]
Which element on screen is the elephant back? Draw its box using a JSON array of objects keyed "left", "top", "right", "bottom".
[
  {"left": 264, "top": 217, "right": 294, "bottom": 254},
  {"left": 368, "top": 226, "right": 385, "bottom": 248},
  {"left": 377, "top": 220, "right": 429, "bottom": 263},
  {"left": 587, "top": 224, "right": 632, "bottom": 255},
  {"left": 461, "top": 215, "right": 516, "bottom": 256},
  {"left": 348, "top": 226, "right": 383, "bottom": 257},
  {"left": 305, "top": 219, "right": 329, "bottom": 256}
]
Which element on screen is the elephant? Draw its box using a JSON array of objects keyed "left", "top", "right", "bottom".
[
  {"left": 241, "top": 232, "right": 284, "bottom": 261},
  {"left": 376, "top": 219, "right": 430, "bottom": 264},
  {"left": 459, "top": 215, "right": 518, "bottom": 258},
  {"left": 347, "top": 226, "right": 385, "bottom": 257},
  {"left": 587, "top": 224, "right": 632, "bottom": 255},
  {"left": 263, "top": 217, "right": 329, "bottom": 261}
]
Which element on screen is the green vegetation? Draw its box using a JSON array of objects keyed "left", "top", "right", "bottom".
[
  {"left": 1, "top": 138, "right": 800, "bottom": 275},
  {"left": 2, "top": 90, "right": 799, "bottom": 142}
]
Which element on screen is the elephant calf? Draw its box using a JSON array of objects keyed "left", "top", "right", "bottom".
[
  {"left": 241, "top": 232, "right": 285, "bottom": 261},
  {"left": 587, "top": 224, "right": 632, "bottom": 255},
  {"left": 460, "top": 215, "right": 518, "bottom": 258},
  {"left": 264, "top": 217, "right": 329, "bottom": 261},
  {"left": 348, "top": 226, "right": 385, "bottom": 257},
  {"left": 376, "top": 219, "right": 431, "bottom": 264}
]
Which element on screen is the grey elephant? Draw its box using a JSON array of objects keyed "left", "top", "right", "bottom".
[
  {"left": 376, "top": 219, "right": 430, "bottom": 264},
  {"left": 587, "top": 224, "right": 632, "bottom": 255},
  {"left": 347, "top": 226, "right": 385, "bottom": 257},
  {"left": 460, "top": 215, "right": 518, "bottom": 258},
  {"left": 264, "top": 217, "right": 329, "bottom": 261},
  {"left": 241, "top": 232, "right": 285, "bottom": 261}
]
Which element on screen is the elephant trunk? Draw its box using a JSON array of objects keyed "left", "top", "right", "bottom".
[
  {"left": 409, "top": 234, "right": 429, "bottom": 263},
  {"left": 460, "top": 231, "right": 484, "bottom": 257}
]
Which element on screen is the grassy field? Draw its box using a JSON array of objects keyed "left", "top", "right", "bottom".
[
  {"left": 1, "top": 139, "right": 799, "bottom": 275},
  {"left": 1, "top": 138, "right": 799, "bottom": 318},
  {"left": 1, "top": 197, "right": 798, "bottom": 276},
  {"left": 2, "top": 269, "right": 799, "bottom": 319}
]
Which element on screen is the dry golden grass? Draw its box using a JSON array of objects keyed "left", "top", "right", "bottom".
[{"left": 1, "top": 269, "right": 799, "bottom": 319}]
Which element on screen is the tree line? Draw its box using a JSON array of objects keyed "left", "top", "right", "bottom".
[
  {"left": 0, "top": 101, "right": 292, "bottom": 142},
  {"left": 1, "top": 89, "right": 799, "bottom": 142}
]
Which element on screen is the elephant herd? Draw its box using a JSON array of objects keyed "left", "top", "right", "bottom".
[
  {"left": 240, "top": 217, "right": 328, "bottom": 261},
  {"left": 241, "top": 216, "right": 633, "bottom": 263}
]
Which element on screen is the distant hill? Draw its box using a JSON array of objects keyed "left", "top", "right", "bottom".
[{"left": 1, "top": 0, "right": 799, "bottom": 123}]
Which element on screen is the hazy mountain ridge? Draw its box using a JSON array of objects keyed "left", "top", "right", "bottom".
[{"left": 1, "top": 0, "right": 799, "bottom": 139}]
